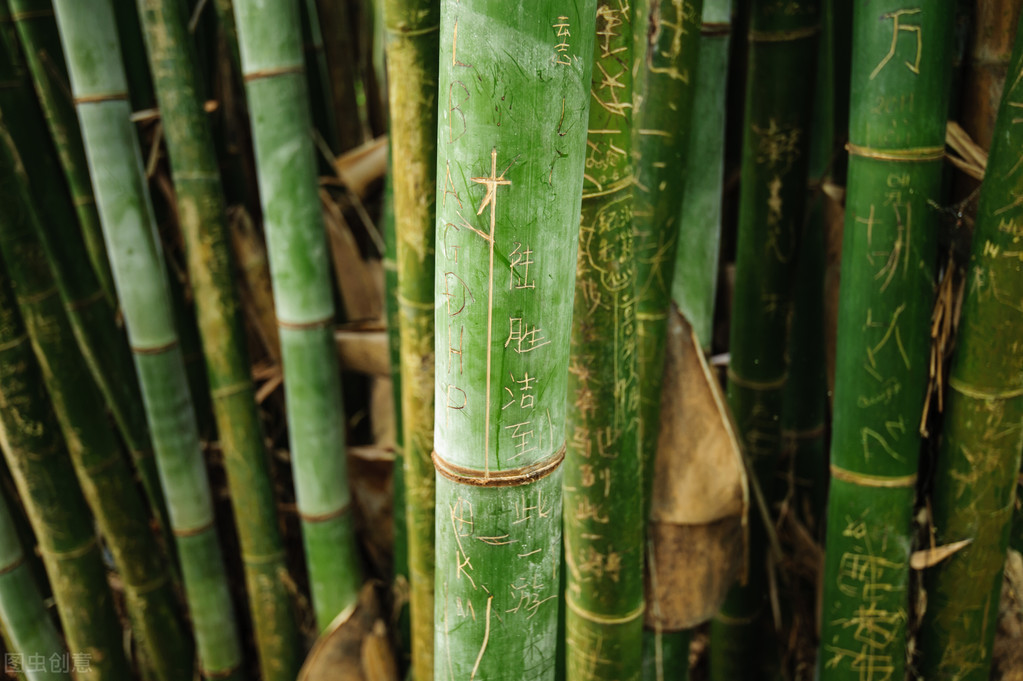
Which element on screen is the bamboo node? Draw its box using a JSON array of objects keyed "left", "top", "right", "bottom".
[
  {"left": 829, "top": 465, "right": 917, "bottom": 488},
  {"left": 172, "top": 519, "right": 216, "bottom": 538},
  {"left": 845, "top": 143, "right": 945, "bottom": 162},
  {"left": 0, "top": 553, "right": 25, "bottom": 577},
  {"left": 298, "top": 502, "right": 352, "bottom": 523},
  {"left": 947, "top": 377, "right": 1023, "bottom": 400},
  {"left": 276, "top": 314, "right": 333, "bottom": 330},
  {"left": 131, "top": 339, "right": 180, "bottom": 355},
  {"left": 39, "top": 536, "right": 98, "bottom": 561},
  {"left": 65, "top": 288, "right": 105, "bottom": 311},
  {"left": 432, "top": 444, "right": 566, "bottom": 487},
  {"left": 726, "top": 368, "right": 787, "bottom": 390},
  {"left": 748, "top": 25, "right": 820, "bottom": 42},
  {"left": 565, "top": 597, "right": 645, "bottom": 624},
  {"left": 243, "top": 64, "right": 305, "bottom": 82},
  {"left": 210, "top": 380, "right": 253, "bottom": 400},
  {"left": 126, "top": 573, "right": 170, "bottom": 597},
  {"left": 73, "top": 91, "right": 129, "bottom": 105},
  {"left": 701, "top": 22, "right": 732, "bottom": 36}
]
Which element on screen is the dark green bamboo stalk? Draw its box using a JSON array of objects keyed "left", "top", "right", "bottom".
[
  {"left": 4, "top": 0, "right": 115, "bottom": 309},
  {"left": 135, "top": 0, "right": 303, "bottom": 677},
  {"left": 0, "top": 487, "right": 64, "bottom": 681},
  {"left": 316, "top": 0, "right": 364, "bottom": 152},
  {"left": 671, "top": 0, "right": 731, "bottom": 353},
  {"left": 51, "top": 1, "right": 244, "bottom": 676},
  {"left": 0, "top": 124, "right": 193, "bottom": 681},
  {"left": 299, "top": 0, "right": 340, "bottom": 157},
  {"left": 113, "top": 0, "right": 155, "bottom": 112},
  {"left": 817, "top": 4, "right": 955, "bottom": 680},
  {"left": 382, "top": 0, "right": 438, "bottom": 674},
  {"left": 0, "top": 0, "right": 173, "bottom": 562},
  {"left": 563, "top": 4, "right": 642, "bottom": 681},
  {"left": 711, "top": 1, "right": 819, "bottom": 677},
  {"left": 233, "top": 0, "right": 362, "bottom": 631},
  {"left": 0, "top": 264, "right": 128, "bottom": 681},
  {"left": 432, "top": 1, "right": 596, "bottom": 678},
  {"left": 917, "top": 10, "right": 1023, "bottom": 678}
]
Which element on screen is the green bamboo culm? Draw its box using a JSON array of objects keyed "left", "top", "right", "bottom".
[
  {"left": 0, "top": 487, "right": 65, "bottom": 681},
  {"left": 233, "top": 0, "right": 362, "bottom": 631},
  {"left": 917, "top": 10, "right": 1023, "bottom": 679},
  {"left": 564, "top": 4, "right": 642, "bottom": 681},
  {"left": 671, "top": 0, "right": 731, "bottom": 353},
  {"left": 711, "top": 0, "right": 820, "bottom": 677},
  {"left": 0, "top": 264, "right": 128, "bottom": 681},
  {"left": 4, "top": 0, "right": 115, "bottom": 309},
  {"left": 135, "top": 0, "right": 304, "bottom": 677},
  {"left": 382, "top": 0, "right": 439, "bottom": 674},
  {"left": 432, "top": 1, "right": 596, "bottom": 678},
  {"left": 817, "top": 4, "right": 955, "bottom": 681},
  {"left": 0, "top": 125, "right": 193, "bottom": 681},
  {"left": 51, "top": 1, "right": 244, "bottom": 677},
  {"left": 0, "top": 0, "right": 173, "bottom": 551},
  {"left": 299, "top": 0, "right": 340, "bottom": 158}
]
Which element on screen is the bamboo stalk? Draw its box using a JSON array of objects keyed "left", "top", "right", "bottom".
[
  {"left": 135, "top": 0, "right": 304, "bottom": 677},
  {"left": 432, "top": 1, "right": 596, "bottom": 678},
  {"left": 51, "top": 1, "right": 244, "bottom": 676},
  {"left": 917, "top": 10, "right": 1023, "bottom": 679},
  {"left": 711, "top": 0, "right": 820, "bottom": 676},
  {"left": 0, "top": 486, "right": 65, "bottom": 681},
  {"left": 0, "top": 123, "right": 194, "bottom": 681},
  {"left": 233, "top": 0, "right": 363, "bottom": 631},
  {"left": 816, "top": 4, "right": 955, "bottom": 680},
  {"left": 0, "top": 264, "right": 129, "bottom": 681},
  {"left": 316, "top": 0, "right": 365, "bottom": 152},
  {"left": 563, "top": 4, "right": 642, "bottom": 680},
  {"left": 300, "top": 0, "right": 340, "bottom": 158},
  {"left": 5, "top": 0, "right": 116, "bottom": 310},
  {"left": 382, "top": 0, "right": 438, "bottom": 675},
  {"left": 0, "top": 0, "right": 173, "bottom": 560}
]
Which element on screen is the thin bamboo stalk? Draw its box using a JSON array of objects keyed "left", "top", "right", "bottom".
[
  {"left": 711, "top": 0, "right": 820, "bottom": 676},
  {"left": 432, "top": 1, "right": 596, "bottom": 678},
  {"left": 135, "top": 0, "right": 303, "bottom": 677},
  {"left": 51, "top": 1, "right": 244, "bottom": 676},
  {"left": 299, "top": 0, "right": 340, "bottom": 157},
  {"left": 0, "top": 487, "right": 65, "bottom": 681},
  {"left": 564, "top": 3, "right": 642, "bottom": 680},
  {"left": 0, "top": 124, "right": 193, "bottom": 681},
  {"left": 0, "top": 264, "right": 129, "bottom": 681},
  {"left": 917, "top": 10, "right": 1023, "bottom": 679},
  {"left": 816, "top": 3, "right": 955, "bottom": 680},
  {"left": 233, "top": 0, "right": 363, "bottom": 631},
  {"left": 382, "top": 0, "right": 438, "bottom": 674}
]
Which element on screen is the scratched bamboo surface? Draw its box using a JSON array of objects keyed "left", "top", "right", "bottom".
[
  {"left": 817, "top": 4, "right": 955, "bottom": 681},
  {"left": 431, "top": 1, "right": 595, "bottom": 678}
]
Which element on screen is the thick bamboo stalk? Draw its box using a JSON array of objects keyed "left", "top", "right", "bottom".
[
  {"left": 711, "top": 0, "right": 819, "bottom": 676},
  {"left": 382, "top": 0, "right": 438, "bottom": 675},
  {"left": 0, "top": 125, "right": 193, "bottom": 681},
  {"left": 316, "top": 0, "right": 364, "bottom": 152},
  {"left": 917, "top": 10, "right": 1023, "bottom": 679},
  {"left": 233, "top": 0, "right": 362, "bottom": 631},
  {"left": 51, "top": 1, "right": 244, "bottom": 676},
  {"left": 432, "top": 1, "right": 596, "bottom": 678},
  {"left": 0, "top": 265, "right": 128, "bottom": 681},
  {"left": 0, "top": 487, "right": 65, "bottom": 681},
  {"left": 671, "top": 0, "right": 731, "bottom": 353},
  {"left": 4, "top": 0, "right": 116, "bottom": 309},
  {"left": 816, "top": 4, "right": 955, "bottom": 680},
  {"left": 0, "top": 0, "right": 173, "bottom": 562},
  {"left": 135, "top": 0, "right": 303, "bottom": 677},
  {"left": 563, "top": 4, "right": 642, "bottom": 680}
]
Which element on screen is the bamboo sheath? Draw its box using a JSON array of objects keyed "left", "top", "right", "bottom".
[
  {"left": 0, "top": 265, "right": 128, "bottom": 681},
  {"left": 233, "top": 0, "right": 362, "bottom": 631},
  {"left": 711, "top": 0, "right": 819, "bottom": 676},
  {"left": 135, "top": 0, "right": 303, "bottom": 677},
  {"left": 382, "top": 0, "right": 439, "bottom": 674},
  {"left": 0, "top": 487, "right": 64, "bottom": 681},
  {"left": 564, "top": 3, "right": 642, "bottom": 680},
  {"left": 817, "top": 4, "right": 955, "bottom": 680},
  {"left": 3, "top": 0, "right": 172, "bottom": 542},
  {"left": 917, "top": 9, "right": 1023, "bottom": 679},
  {"left": 51, "top": 0, "right": 244, "bottom": 676},
  {"left": 432, "top": 2, "right": 595, "bottom": 678}
]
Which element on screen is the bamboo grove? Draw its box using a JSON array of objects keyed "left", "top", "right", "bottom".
[{"left": 0, "top": 0, "right": 1019, "bottom": 680}]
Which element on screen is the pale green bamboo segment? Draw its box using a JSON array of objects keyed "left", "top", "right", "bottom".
[
  {"left": 0, "top": 488, "right": 65, "bottom": 681},
  {"left": 918, "top": 10, "right": 1023, "bottom": 678},
  {"left": 50, "top": 0, "right": 242, "bottom": 676},
  {"left": 135, "top": 0, "right": 302, "bottom": 677},
  {"left": 383, "top": 0, "right": 439, "bottom": 676},
  {"left": 672, "top": 0, "right": 732, "bottom": 351},
  {"left": 433, "top": 1, "right": 596, "bottom": 679},
  {"left": 232, "top": 0, "right": 361, "bottom": 631},
  {"left": 5, "top": 0, "right": 116, "bottom": 309},
  {"left": 565, "top": 3, "right": 642, "bottom": 680}
]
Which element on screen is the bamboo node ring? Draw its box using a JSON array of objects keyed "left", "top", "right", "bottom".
[
  {"left": 432, "top": 444, "right": 566, "bottom": 487},
  {"left": 830, "top": 464, "right": 917, "bottom": 488},
  {"left": 846, "top": 143, "right": 945, "bottom": 162}
]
